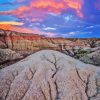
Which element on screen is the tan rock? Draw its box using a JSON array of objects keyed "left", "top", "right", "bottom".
[
  {"left": 0, "top": 29, "right": 94, "bottom": 52},
  {"left": 0, "top": 49, "right": 23, "bottom": 63},
  {"left": 0, "top": 50, "right": 100, "bottom": 100}
]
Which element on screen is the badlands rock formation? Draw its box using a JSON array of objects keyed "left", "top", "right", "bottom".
[
  {"left": 0, "top": 50, "right": 100, "bottom": 100},
  {"left": 0, "top": 29, "right": 59, "bottom": 51},
  {"left": 0, "top": 49, "right": 23, "bottom": 69},
  {"left": 80, "top": 49, "right": 100, "bottom": 66},
  {"left": 0, "top": 29, "right": 100, "bottom": 66},
  {"left": 0, "top": 49, "right": 23, "bottom": 63},
  {"left": 0, "top": 29, "right": 91, "bottom": 51}
]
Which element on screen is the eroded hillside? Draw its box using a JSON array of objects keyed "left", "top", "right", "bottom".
[{"left": 0, "top": 50, "right": 100, "bottom": 100}]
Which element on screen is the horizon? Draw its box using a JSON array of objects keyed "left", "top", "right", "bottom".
[
  {"left": 0, "top": 0, "right": 100, "bottom": 38},
  {"left": 0, "top": 28, "right": 100, "bottom": 39}
]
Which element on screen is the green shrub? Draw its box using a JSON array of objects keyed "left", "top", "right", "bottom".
[{"left": 75, "top": 48, "right": 88, "bottom": 59}]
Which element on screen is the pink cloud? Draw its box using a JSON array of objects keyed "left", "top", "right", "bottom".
[
  {"left": 0, "top": 24, "right": 55, "bottom": 37},
  {"left": 0, "top": 0, "right": 83, "bottom": 21}
]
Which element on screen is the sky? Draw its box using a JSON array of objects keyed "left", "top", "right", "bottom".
[{"left": 0, "top": 0, "right": 100, "bottom": 38}]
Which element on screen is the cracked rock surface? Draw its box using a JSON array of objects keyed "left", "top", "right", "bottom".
[{"left": 0, "top": 50, "right": 100, "bottom": 100}]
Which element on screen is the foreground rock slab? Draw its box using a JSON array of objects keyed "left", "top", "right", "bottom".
[{"left": 0, "top": 50, "right": 100, "bottom": 100}]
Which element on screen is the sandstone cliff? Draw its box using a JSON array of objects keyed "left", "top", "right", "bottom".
[
  {"left": 0, "top": 50, "right": 100, "bottom": 100},
  {"left": 0, "top": 29, "right": 91, "bottom": 52},
  {"left": 0, "top": 29, "right": 58, "bottom": 51}
]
